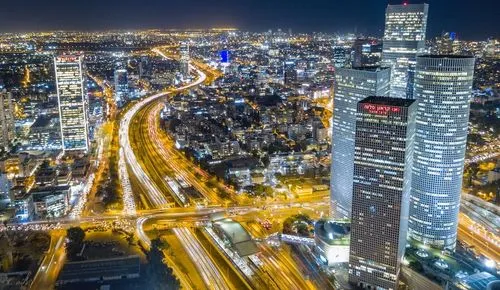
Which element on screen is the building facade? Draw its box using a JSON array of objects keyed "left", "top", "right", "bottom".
[
  {"left": 0, "top": 90, "right": 15, "bottom": 149},
  {"left": 409, "top": 55, "right": 475, "bottom": 250},
  {"left": 54, "top": 55, "right": 89, "bottom": 151},
  {"left": 330, "top": 67, "right": 391, "bottom": 219},
  {"left": 114, "top": 68, "right": 129, "bottom": 106},
  {"left": 179, "top": 42, "right": 190, "bottom": 76},
  {"left": 382, "top": 3, "right": 428, "bottom": 99},
  {"left": 349, "top": 96, "right": 417, "bottom": 290}
]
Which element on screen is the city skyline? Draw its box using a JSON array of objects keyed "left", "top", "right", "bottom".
[
  {"left": 0, "top": 1, "right": 498, "bottom": 289},
  {"left": 0, "top": 0, "right": 498, "bottom": 39}
]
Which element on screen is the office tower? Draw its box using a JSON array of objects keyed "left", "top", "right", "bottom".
[
  {"left": 349, "top": 96, "right": 416, "bottom": 290},
  {"left": 352, "top": 39, "right": 367, "bottom": 68},
  {"left": 435, "top": 32, "right": 462, "bottom": 55},
  {"left": 333, "top": 46, "right": 348, "bottom": 68},
  {"left": 409, "top": 55, "right": 475, "bottom": 250},
  {"left": 435, "top": 32, "right": 454, "bottom": 55},
  {"left": 0, "top": 90, "right": 15, "bottom": 149},
  {"left": 330, "top": 67, "right": 391, "bottom": 219},
  {"left": 114, "top": 68, "right": 129, "bottom": 106},
  {"left": 382, "top": 3, "right": 429, "bottom": 99},
  {"left": 283, "top": 60, "right": 297, "bottom": 85},
  {"left": 54, "top": 55, "right": 89, "bottom": 151},
  {"left": 139, "top": 56, "right": 151, "bottom": 79},
  {"left": 484, "top": 39, "right": 500, "bottom": 59},
  {"left": 179, "top": 42, "right": 190, "bottom": 76}
]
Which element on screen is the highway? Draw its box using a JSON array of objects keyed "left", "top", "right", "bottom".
[
  {"left": 30, "top": 230, "right": 66, "bottom": 290},
  {"left": 458, "top": 213, "right": 500, "bottom": 262},
  {"left": 118, "top": 54, "right": 235, "bottom": 289}
]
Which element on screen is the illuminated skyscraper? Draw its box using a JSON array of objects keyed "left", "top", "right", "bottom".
[
  {"left": 0, "top": 90, "right": 15, "bottom": 149},
  {"left": 179, "top": 42, "right": 190, "bottom": 76},
  {"left": 54, "top": 55, "right": 89, "bottom": 151},
  {"left": 434, "top": 32, "right": 462, "bottom": 55},
  {"left": 409, "top": 55, "right": 475, "bottom": 250},
  {"left": 382, "top": 3, "right": 428, "bottom": 99},
  {"left": 349, "top": 96, "right": 416, "bottom": 290},
  {"left": 330, "top": 67, "right": 391, "bottom": 219},
  {"left": 114, "top": 68, "right": 129, "bottom": 106},
  {"left": 333, "top": 46, "right": 348, "bottom": 68}
]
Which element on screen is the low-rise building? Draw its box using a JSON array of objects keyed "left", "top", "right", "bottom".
[{"left": 31, "top": 185, "right": 70, "bottom": 219}]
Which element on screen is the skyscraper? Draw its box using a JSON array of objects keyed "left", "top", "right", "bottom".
[
  {"left": 382, "top": 3, "right": 428, "bottom": 99},
  {"left": 283, "top": 60, "right": 297, "bottom": 85},
  {"left": 330, "top": 67, "right": 391, "bottom": 219},
  {"left": 0, "top": 90, "right": 15, "bottom": 150},
  {"left": 54, "top": 55, "right": 89, "bottom": 152},
  {"left": 349, "top": 96, "right": 416, "bottom": 290},
  {"left": 409, "top": 55, "right": 475, "bottom": 250},
  {"left": 114, "top": 68, "right": 129, "bottom": 106},
  {"left": 434, "top": 32, "right": 462, "bottom": 55},
  {"left": 332, "top": 46, "right": 348, "bottom": 68},
  {"left": 179, "top": 42, "right": 190, "bottom": 76}
]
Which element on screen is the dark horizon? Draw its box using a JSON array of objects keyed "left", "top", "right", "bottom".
[{"left": 0, "top": 0, "right": 498, "bottom": 40}]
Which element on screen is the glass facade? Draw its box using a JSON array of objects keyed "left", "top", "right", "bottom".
[
  {"left": 409, "top": 55, "right": 475, "bottom": 250},
  {"left": 114, "top": 68, "right": 129, "bottom": 104},
  {"left": 349, "top": 96, "right": 416, "bottom": 290},
  {"left": 54, "top": 55, "right": 89, "bottom": 151},
  {"left": 382, "top": 4, "right": 428, "bottom": 99},
  {"left": 330, "top": 67, "right": 391, "bottom": 219},
  {"left": 179, "top": 42, "right": 190, "bottom": 76}
]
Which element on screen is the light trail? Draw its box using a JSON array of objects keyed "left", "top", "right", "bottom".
[{"left": 119, "top": 50, "right": 230, "bottom": 290}]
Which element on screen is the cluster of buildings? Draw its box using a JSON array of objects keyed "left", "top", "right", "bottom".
[
  {"left": 0, "top": 54, "right": 94, "bottom": 221},
  {"left": 162, "top": 88, "right": 329, "bottom": 191},
  {"left": 321, "top": 3, "right": 485, "bottom": 290}
]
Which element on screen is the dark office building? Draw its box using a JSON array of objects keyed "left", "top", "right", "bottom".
[
  {"left": 283, "top": 60, "right": 297, "bottom": 85},
  {"left": 348, "top": 96, "right": 417, "bottom": 290}
]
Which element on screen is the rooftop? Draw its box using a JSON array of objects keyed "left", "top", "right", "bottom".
[
  {"left": 419, "top": 54, "right": 475, "bottom": 59},
  {"left": 213, "top": 218, "right": 259, "bottom": 257}
]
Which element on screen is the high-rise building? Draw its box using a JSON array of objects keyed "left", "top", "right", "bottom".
[
  {"left": 333, "top": 46, "right": 348, "bottom": 68},
  {"left": 179, "top": 42, "right": 190, "bottom": 76},
  {"left": 0, "top": 90, "right": 15, "bottom": 149},
  {"left": 434, "top": 32, "right": 462, "bottom": 55},
  {"left": 484, "top": 39, "right": 500, "bottom": 59},
  {"left": 54, "top": 55, "right": 89, "bottom": 152},
  {"left": 114, "top": 68, "right": 129, "bottom": 106},
  {"left": 330, "top": 67, "right": 391, "bottom": 219},
  {"left": 349, "top": 96, "right": 416, "bottom": 290},
  {"left": 352, "top": 39, "right": 368, "bottom": 68},
  {"left": 283, "top": 60, "right": 297, "bottom": 85},
  {"left": 382, "top": 3, "right": 429, "bottom": 99},
  {"left": 409, "top": 55, "right": 475, "bottom": 250}
]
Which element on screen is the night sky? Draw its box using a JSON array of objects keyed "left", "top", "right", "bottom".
[{"left": 0, "top": 0, "right": 498, "bottom": 40}]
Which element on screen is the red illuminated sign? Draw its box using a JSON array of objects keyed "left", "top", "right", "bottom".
[{"left": 362, "top": 104, "right": 401, "bottom": 115}]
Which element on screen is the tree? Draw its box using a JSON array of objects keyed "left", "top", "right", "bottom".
[
  {"left": 66, "top": 227, "right": 85, "bottom": 260},
  {"left": 146, "top": 239, "right": 180, "bottom": 290}
]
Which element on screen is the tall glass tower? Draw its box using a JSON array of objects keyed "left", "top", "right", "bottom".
[
  {"left": 382, "top": 3, "right": 428, "bottom": 99},
  {"left": 349, "top": 96, "right": 416, "bottom": 290},
  {"left": 409, "top": 55, "right": 475, "bottom": 250},
  {"left": 114, "top": 68, "right": 129, "bottom": 106},
  {"left": 330, "top": 67, "right": 391, "bottom": 219},
  {"left": 179, "top": 42, "right": 190, "bottom": 76},
  {"left": 0, "top": 90, "right": 15, "bottom": 150},
  {"left": 54, "top": 55, "right": 89, "bottom": 152}
]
